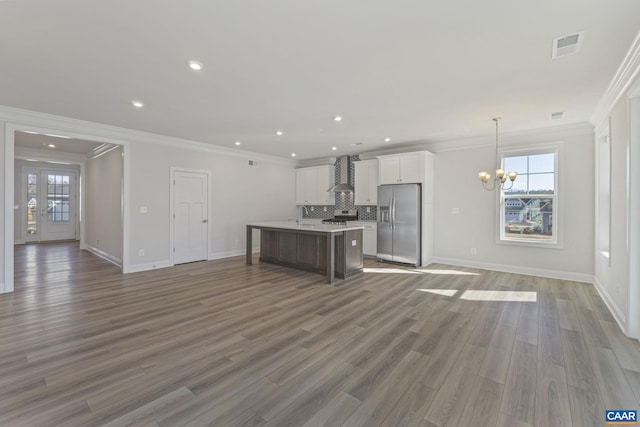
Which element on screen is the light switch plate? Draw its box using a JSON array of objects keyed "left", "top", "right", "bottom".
[
  {"left": 140, "top": 206, "right": 148, "bottom": 214},
  {"left": 352, "top": 240, "right": 357, "bottom": 246}
]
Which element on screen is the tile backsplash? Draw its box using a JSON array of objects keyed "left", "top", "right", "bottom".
[{"left": 301, "top": 154, "right": 377, "bottom": 221}]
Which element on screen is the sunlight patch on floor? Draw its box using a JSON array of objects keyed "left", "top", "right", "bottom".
[
  {"left": 416, "top": 289, "right": 459, "bottom": 297},
  {"left": 363, "top": 268, "right": 422, "bottom": 274},
  {"left": 459, "top": 290, "right": 537, "bottom": 302},
  {"left": 363, "top": 267, "right": 479, "bottom": 276},
  {"left": 415, "top": 268, "right": 480, "bottom": 276}
]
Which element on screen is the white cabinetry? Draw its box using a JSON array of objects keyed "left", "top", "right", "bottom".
[
  {"left": 354, "top": 159, "right": 378, "bottom": 205},
  {"left": 378, "top": 152, "right": 424, "bottom": 184},
  {"left": 350, "top": 222, "right": 377, "bottom": 257},
  {"left": 295, "top": 165, "right": 334, "bottom": 205}
]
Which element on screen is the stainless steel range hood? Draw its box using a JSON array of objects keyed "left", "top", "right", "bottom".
[{"left": 327, "top": 155, "right": 354, "bottom": 192}]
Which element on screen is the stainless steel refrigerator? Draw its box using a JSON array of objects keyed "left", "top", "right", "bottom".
[{"left": 377, "top": 184, "right": 421, "bottom": 266}]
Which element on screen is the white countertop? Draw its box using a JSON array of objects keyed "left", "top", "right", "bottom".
[{"left": 247, "top": 221, "right": 364, "bottom": 233}]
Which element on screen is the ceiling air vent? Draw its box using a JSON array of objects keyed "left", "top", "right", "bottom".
[
  {"left": 551, "top": 111, "right": 564, "bottom": 120},
  {"left": 552, "top": 32, "right": 583, "bottom": 59}
]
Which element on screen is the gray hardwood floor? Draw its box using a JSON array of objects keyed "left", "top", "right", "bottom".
[{"left": 1, "top": 242, "right": 638, "bottom": 426}]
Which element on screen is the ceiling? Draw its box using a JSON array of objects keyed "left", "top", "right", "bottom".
[
  {"left": 1, "top": 1, "right": 639, "bottom": 160},
  {"left": 15, "top": 132, "right": 106, "bottom": 155}
]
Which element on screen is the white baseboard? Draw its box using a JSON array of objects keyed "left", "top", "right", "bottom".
[
  {"left": 85, "top": 245, "right": 122, "bottom": 267},
  {"left": 429, "top": 256, "right": 593, "bottom": 283},
  {"left": 14, "top": 240, "right": 24, "bottom": 245},
  {"left": 592, "top": 276, "right": 627, "bottom": 334},
  {"left": 123, "top": 260, "right": 173, "bottom": 274}
]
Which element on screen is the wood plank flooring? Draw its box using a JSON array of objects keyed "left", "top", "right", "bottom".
[{"left": 1, "top": 242, "right": 639, "bottom": 426}]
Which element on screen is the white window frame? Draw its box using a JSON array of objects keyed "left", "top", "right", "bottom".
[{"left": 497, "top": 143, "right": 563, "bottom": 249}]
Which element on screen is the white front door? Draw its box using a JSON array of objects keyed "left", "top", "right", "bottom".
[
  {"left": 24, "top": 169, "right": 78, "bottom": 242},
  {"left": 173, "top": 171, "right": 208, "bottom": 264}
]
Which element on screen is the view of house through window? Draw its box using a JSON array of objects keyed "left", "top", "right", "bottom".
[{"left": 501, "top": 150, "right": 556, "bottom": 243}]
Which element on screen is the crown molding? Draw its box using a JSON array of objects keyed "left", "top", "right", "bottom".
[
  {"left": 358, "top": 121, "right": 593, "bottom": 156},
  {"left": 0, "top": 105, "right": 296, "bottom": 166},
  {"left": 590, "top": 30, "right": 640, "bottom": 130}
]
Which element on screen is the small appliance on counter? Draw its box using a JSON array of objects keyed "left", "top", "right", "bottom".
[{"left": 322, "top": 209, "right": 358, "bottom": 225}]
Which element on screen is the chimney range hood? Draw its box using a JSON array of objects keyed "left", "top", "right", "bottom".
[{"left": 327, "top": 155, "right": 354, "bottom": 192}]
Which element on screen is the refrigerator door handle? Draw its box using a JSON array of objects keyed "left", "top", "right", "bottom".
[{"left": 391, "top": 197, "right": 396, "bottom": 230}]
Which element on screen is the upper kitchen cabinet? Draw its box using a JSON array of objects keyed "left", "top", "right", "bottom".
[
  {"left": 377, "top": 151, "right": 434, "bottom": 203},
  {"left": 295, "top": 165, "right": 334, "bottom": 205},
  {"left": 354, "top": 159, "right": 378, "bottom": 205},
  {"left": 378, "top": 152, "right": 425, "bottom": 184}
]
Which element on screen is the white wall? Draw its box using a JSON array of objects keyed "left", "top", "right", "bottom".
[
  {"left": 593, "top": 77, "right": 640, "bottom": 337},
  {"left": 0, "top": 106, "right": 297, "bottom": 291},
  {"left": 1, "top": 120, "right": 7, "bottom": 292},
  {"left": 127, "top": 141, "right": 296, "bottom": 270},
  {"left": 85, "top": 147, "right": 123, "bottom": 264},
  {"left": 432, "top": 129, "right": 594, "bottom": 282}
]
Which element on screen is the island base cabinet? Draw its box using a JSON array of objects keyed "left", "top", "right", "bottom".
[
  {"left": 335, "top": 229, "right": 364, "bottom": 278},
  {"left": 259, "top": 229, "right": 363, "bottom": 280}
]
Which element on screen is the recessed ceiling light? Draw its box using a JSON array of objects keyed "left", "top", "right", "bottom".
[
  {"left": 47, "top": 144, "right": 56, "bottom": 148},
  {"left": 291, "top": 153, "right": 296, "bottom": 157},
  {"left": 235, "top": 141, "right": 241, "bottom": 146},
  {"left": 384, "top": 137, "right": 391, "bottom": 142},
  {"left": 331, "top": 146, "right": 337, "bottom": 151},
  {"left": 333, "top": 115, "right": 343, "bottom": 122},
  {"left": 44, "top": 133, "right": 71, "bottom": 139},
  {"left": 131, "top": 100, "right": 144, "bottom": 108},
  {"left": 187, "top": 60, "right": 203, "bottom": 71},
  {"left": 276, "top": 130, "right": 283, "bottom": 136}
]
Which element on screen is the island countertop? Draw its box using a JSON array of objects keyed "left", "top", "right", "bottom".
[
  {"left": 246, "top": 221, "right": 364, "bottom": 233},
  {"left": 246, "top": 221, "right": 364, "bottom": 283}
]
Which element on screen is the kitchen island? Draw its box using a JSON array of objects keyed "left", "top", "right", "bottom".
[{"left": 246, "top": 221, "right": 364, "bottom": 284}]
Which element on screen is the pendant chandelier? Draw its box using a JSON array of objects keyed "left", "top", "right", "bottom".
[{"left": 478, "top": 118, "right": 517, "bottom": 191}]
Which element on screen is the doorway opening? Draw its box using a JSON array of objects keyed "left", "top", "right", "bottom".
[{"left": 7, "top": 127, "right": 126, "bottom": 293}]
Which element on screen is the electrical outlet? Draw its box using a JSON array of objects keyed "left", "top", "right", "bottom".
[
  {"left": 470, "top": 248, "right": 477, "bottom": 255},
  {"left": 352, "top": 240, "right": 357, "bottom": 246},
  {"left": 323, "top": 207, "right": 327, "bottom": 212},
  {"left": 311, "top": 206, "right": 314, "bottom": 211},
  {"left": 138, "top": 249, "right": 145, "bottom": 257},
  {"left": 452, "top": 207, "right": 460, "bottom": 214},
  {"left": 140, "top": 206, "right": 148, "bottom": 214},
  {"left": 366, "top": 207, "right": 371, "bottom": 213}
]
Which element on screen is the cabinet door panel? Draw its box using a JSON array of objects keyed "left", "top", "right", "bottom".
[
  {"left": 399, "top": 154, "right": 422, "bottom": 183},
  {"left": 378, "top": 157, "right": 400, "bottom": 184},
  {"left": 368, "top": 161, "right": 378, "bottom": 204}
]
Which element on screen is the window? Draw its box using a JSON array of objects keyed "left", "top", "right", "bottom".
[{"left": 500, "top": 148, "right": 558, "bottom": 245}]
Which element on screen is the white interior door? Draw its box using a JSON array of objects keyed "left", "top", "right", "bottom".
[{"left": 173, "top": 171, "right": 208, "bottom": 264}]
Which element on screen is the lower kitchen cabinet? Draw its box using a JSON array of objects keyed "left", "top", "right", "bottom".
[{"left": 350, "top": 221, "right": 377, "bottom": 257}]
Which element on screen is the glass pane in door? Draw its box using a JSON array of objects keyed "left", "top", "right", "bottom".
[
  {"left": 47, "top": 174, "right": 71, "bottom": 222},
  {"left": 27, "top": 173, "right": 38, "bottom": 235}
]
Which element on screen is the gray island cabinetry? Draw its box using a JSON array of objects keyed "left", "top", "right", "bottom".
[{"left": 246, "top": 222, "right": 364, "bottom": 284}]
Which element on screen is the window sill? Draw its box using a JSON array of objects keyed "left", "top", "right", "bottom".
[{"left": 497, "top": 237, "right": 562, "bottom": 250}]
